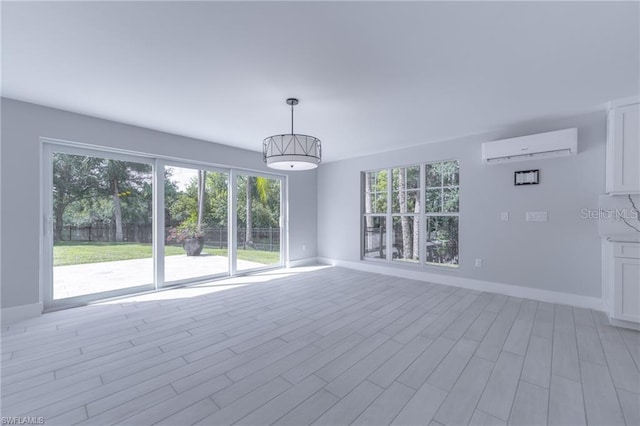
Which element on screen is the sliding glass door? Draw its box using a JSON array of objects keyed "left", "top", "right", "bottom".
[
  {"left": 163, "top": 164, "right": 229, "bottom": 284},
  {"left": 235, "top": 174, "right": 283, "bottom": 273},
  {"left": 43, "top": 142, "right": 287, "bottom": 309},
  {"left": 44, "top": 145, "right": 155, "bottom": 305}
]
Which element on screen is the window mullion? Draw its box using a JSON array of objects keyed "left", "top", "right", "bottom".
[
  {"left": 386, "top": 168, "right": 393, "bottom": 262},
  {"left": 420, "top": 164, "right": 426, "bottom": 266},
  {"left": 153, "top": 159, "right": 165, "bottom": 289}
]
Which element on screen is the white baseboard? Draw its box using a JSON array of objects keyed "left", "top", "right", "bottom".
[
  {"left": 318, "top": 257, "right": 605, "bottom": 312},
  {"left": 286, "top": 257, "right": 319, "bottom": 268},
  {"left": 1, "top": 302, "right": 43, "bottom": 325},
  {"left": 609, "top": 317, "right": 640, "bottom": 331}
]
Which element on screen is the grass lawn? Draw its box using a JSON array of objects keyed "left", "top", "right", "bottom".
[{"left": 54, "top": 241, "right": 280, "bottom": 266}]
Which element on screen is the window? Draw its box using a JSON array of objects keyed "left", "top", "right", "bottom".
[
  {"left": 362, "top": 160, "right": 459, "bottom": 268},
  {"left": 392, "top": 166, "right": 420, "bottom": 263},
  {"left": 363, "top": 170, "right": 388, "bottom": 259},
  {"left": 425, "top": 160, "right": 459, "bottom": 266}
]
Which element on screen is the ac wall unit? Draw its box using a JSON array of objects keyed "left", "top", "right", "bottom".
[{"left": 482, "top": 128, "right": 578, "bottom": 164}]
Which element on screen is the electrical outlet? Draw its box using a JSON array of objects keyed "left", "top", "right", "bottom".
[
  {"left": 501, "top": 212, "right": 509, "bottom": 221},
  {"left": 302, "top": 244, "right": 306, "bottom": 252},
  {"left": 526, "top": 211, "right": 548, "bottom": 222},
  {"left": 475, "top": 258, "right": 482, "bottom": 268}
]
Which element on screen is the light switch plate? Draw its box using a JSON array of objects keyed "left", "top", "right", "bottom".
[
  {"left": 526, "top": 211, "right": 548, "bottom": 222},
  {"left": 501, "top": 212, "right": 509, "bottom": 221}
]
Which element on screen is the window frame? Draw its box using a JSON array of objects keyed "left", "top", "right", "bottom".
[
  {"left": 361, "top": 160, "right": 459, "bottom": 269},
  {"left": 390, "top": 165, "right": 423, "bottom": 264},
  {"left": 424, "top": 160, "right": 460, "bottom": 267}
]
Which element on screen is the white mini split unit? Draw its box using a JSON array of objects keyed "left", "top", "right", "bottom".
[{"left": 482, "top": 128, "right": 578, "bottom": 164}]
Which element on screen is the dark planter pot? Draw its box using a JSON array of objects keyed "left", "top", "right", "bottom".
[{"left": 183, "top": 237, "right": 205, "bottom": 256}]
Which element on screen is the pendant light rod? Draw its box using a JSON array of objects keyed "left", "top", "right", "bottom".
[{"left": 286, "top": 98, "right": 298, "bottom": 135}]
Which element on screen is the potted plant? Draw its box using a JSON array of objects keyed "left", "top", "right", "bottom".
[{"left": 167, "top": 220, "right": 205, "bottom": 256}]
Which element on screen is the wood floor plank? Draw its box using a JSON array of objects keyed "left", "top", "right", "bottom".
[
  {"left": 552, "top": 329, "right": 581, "bottom": 382},
  {"left": 433, "top": 356, "right": 494, "bottom": 426},
  {"left": 368, "top": 335, "right": 434, "bottom": 388},
  {"left": 282, "top": 334, "right": 366, "bottom": 384},
  {"left": 427, "top": 337, "right": 479, "bottom": 391},
  {"left": 171, "top": 338, "right": 287, "bottom": 393},
  {"left": 273, "top": 389, "right": 339, "bottom": 426},
  {"left": 352, "top": 382, "right": 416, "bottom": 426},
  {"left": 477, "top": 350, "right": 524, "bottom": 421},
  {"left": 618, "top": 388, "right": 640, "bottom": 426},
  {"left": 575, "top": 324, "right": 607, "bottom": 366},
  {"left": 483, "top": 294, "right": 507, "bottom": 314},
  {"left": 46, "top": 406, "right": 87, "bottom": 426},
  {"left": 573, "top": 307, "right": 596, "bottom": 327},
  {"left": 619, "top": 328, "right": 640, "bottom": 370},
  {"left": 154, "top": 397, "right": 219, "bottom": 426},
  {"left": 313, "top": 380, "right": 384, "bottom": 426},
  {"left": 474, "top": 319, "right": 512, "bottom": 362},
  {"left": 599, "top": 336, "right": 640, "bottom": 394},
  {"left": 196, "top": 376, "right": 291, "bottom": 425},
  {"left": 324, "top": 340, "right": 402, "bottom": 398},
  {"left": 548, "top": 374, "right": 585, "bottom": 426},
  {"left": 314, "top": 333, "right": 389, "bottom": 383},
  {"left": 391, "top": 381, "right": 447, "bottom": 426},
  {"left": 235, "top": 375, "right": 326, "bottom": 426},
  {"left": 464, "top": 311, "right": 497, "bottom": 342},
  {"left": 580, "top": 360, "right": 626, "bottom": 426},
  {"left": 441, "top": 294, "right": 490, "bottom": 341},
  {"left": 509, "top": 381, "right": 548, "bottom": 426},
  {"left": 521, "top": 335, "right": 552, "bottom": 388},
  {"left": 397, "top": 336, "right": 456, "bottom": 390},
  {"left": 502, "top": 318, "right": 533, "bottom": 356},
  {"left": 392, "top": 312, "right": 438, "bottom": 345},
  {"left": 119, "top": 374, "right": 231, "bottom": 425},
  {"left": 80, "top": 385, "right": 177, "bottom": 425},
  {"left": 211, "top": 344, "right": 320, "bottom": 408},
  {"left": 531, "top": 304, "right": 555, "bottom": 340},
  {"left": 469, "top": 410, "right": 507, "bottom": 426}
]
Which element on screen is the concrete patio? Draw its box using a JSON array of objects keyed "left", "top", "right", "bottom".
[{"left": 53, "top": 255, "right": 269, "bottom": 299}]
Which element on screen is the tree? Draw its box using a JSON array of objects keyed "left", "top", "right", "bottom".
[
  {"left": 52, "top": 153, "right": 101, "bottom": 241},
  {"left": 100, "top": 160, "right": 151, "bottom": 242},
  {"left": 244, "top": 176, "right": 269, "bottom": 247},
  {"left": 246, "top": 176, "right": 253, "bottom": 246},
  {"left": 397, "top": 168, "right": 412, "bottom": 259},
  {"left": 197, "top": 170, "right": 207, "bottom": 232}
]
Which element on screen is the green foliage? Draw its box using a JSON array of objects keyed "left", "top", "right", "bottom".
[
  {"left": 236, "top": 175, "right": 280, "bottom": 228},
  {"left": 426, "top": 161, "right": 459, "bottom": 213},
  {"left": 392, "top": 166, "right": 420, "bottom": 213},
  {"left": 364, "top": 170, "right": 388, "bottom": 214},
  {"left": 53, "top": 153, "right": 153, "bottom": 229},
  {"left": 54, "top": 241, "right": 157, "bottom": 266},
  {"left": 53, "top": 241, "right": 279, "bottom": 266}
]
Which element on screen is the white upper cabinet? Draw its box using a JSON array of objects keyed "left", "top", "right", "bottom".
[{"left": 606, "top": 97, "right": 640, "bottom": 194}]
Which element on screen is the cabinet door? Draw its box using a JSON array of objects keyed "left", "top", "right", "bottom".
[
  {"left": 613, "top": 257, "right": 640, "bottom": 322},
  {"left": 610, "top": 103, "right": 640, "bottom": 193}
]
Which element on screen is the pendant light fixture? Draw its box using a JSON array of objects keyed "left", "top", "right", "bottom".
[{"left": 263, "top": 98, "right": 321, "bottom": 170}]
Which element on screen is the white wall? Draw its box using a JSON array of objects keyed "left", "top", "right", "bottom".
[
  {"left": 318, "top": 111, "right": 606, "bottom": 299},
  {"left": 0, "top": 98, "right": 317, "bottom": 310}
]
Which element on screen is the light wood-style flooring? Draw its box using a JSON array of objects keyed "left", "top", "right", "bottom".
[{"left": 1, "top": 266, "right": 639, "bottom": 425}]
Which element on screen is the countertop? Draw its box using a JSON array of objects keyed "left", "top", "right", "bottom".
[{"left": 601, "top": 233, "right": 640, "bottom": 243}]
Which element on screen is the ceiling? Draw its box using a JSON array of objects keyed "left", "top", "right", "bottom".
[{"left": 2, "top": 1, "right": 639, "bottom": 162}]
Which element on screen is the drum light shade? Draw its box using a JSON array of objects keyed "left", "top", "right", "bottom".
[{"left": 263, "top": 99, "right": 322, "bottom": 170}]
